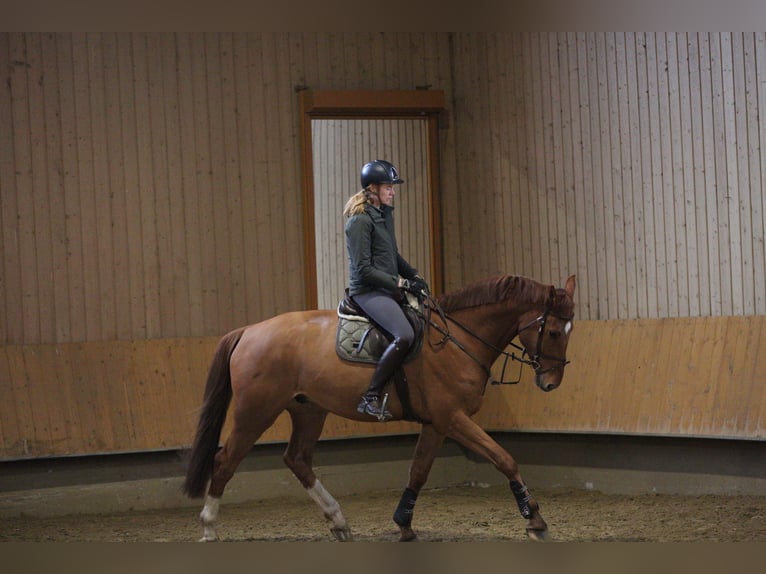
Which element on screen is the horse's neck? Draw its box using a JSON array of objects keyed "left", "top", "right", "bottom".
[{"left": 451, "top": 299, "right": 536, "bottom": 356}]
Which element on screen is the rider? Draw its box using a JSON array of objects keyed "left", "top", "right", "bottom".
[{"left": 344, "top": 160, "right": 429, "bottom": 420}]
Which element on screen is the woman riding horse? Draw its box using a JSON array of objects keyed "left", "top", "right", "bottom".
[{"left": 343, "top": 160, "right": 429, "bottom": 420}]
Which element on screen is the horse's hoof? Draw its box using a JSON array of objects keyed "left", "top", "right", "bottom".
[
  {"left": 526, "top": 528, "right": 549, "bottom": 542},
  {"left": 198, "top": 525, "right": 219, "bottom": 542},
  {"left": 331, "top": 526, "right": 353, "bottom": 542},
  {"left": 399, "top": 527, "right": 417, "bottom": 542}
]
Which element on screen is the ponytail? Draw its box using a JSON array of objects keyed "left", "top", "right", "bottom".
[{"left": 343, "top": 189, "right": 371, "bottom": 217}]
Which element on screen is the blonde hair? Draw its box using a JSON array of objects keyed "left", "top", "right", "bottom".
[{"left": 343, "top": 188, "right": 372, "bottom": 217}]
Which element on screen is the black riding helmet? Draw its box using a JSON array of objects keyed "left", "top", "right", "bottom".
[{"left": 360, "top": 160, "right": 404, "bottom": 189}]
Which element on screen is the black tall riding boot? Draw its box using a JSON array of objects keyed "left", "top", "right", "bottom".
[{"left": 357, "top": 338, "right": 409, "bottom": 420}]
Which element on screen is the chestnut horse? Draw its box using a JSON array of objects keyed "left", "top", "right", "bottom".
[{"left": 183, "top": 273, "right": 576, "bottom": 541}]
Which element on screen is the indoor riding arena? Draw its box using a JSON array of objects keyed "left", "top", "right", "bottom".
[{"left": 1, "top": 32, "right": 765, "bottom": 544}]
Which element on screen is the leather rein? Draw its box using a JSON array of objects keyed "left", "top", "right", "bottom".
[{"left": 417, "top": 293, "right": 572, "bottom": 387}]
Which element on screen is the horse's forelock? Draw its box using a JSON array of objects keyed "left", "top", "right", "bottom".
[
  {"left": 552, "top": 286, "right": 576, "bottom": 318},
  {"left": 437, "top": 275, "right": 546, "bottom": 312}
]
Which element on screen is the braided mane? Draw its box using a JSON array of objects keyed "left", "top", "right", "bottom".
[{"left": 436, "top": 275, "right": 549, "bottom": 313}]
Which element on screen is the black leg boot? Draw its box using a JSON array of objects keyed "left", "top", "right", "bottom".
[{"left": 357, "top": 338, "right": 409, "bottom": 421}]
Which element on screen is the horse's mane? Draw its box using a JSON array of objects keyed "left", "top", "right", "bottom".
[{"left": 436, "top": 275, "right": 550, "bottom": 313}]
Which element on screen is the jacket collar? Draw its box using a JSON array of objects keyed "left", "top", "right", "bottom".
[{"left": 365, "top": 203, "right": 394, "bottom": 220}]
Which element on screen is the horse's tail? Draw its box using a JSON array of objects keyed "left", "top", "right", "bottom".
[{"left": 182, "top": 327, "right": 245, "bottom": 499}]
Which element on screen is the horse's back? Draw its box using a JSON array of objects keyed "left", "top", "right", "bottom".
[{"left": 231, "top": 309, "right": 339, "bottom": 370}]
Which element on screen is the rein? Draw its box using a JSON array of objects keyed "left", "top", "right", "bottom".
[{"left": 418, "top": 293, "right": 571, "bottom": 388}]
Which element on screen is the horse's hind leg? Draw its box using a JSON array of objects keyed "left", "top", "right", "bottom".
[
  {"left": 394, "top": 424, "right": 445, "bottom": 542},
  {"left": 197, "top": 426, "right": 261, "bottom": 541},
  {"left": 284, "top": 404, "right": 352, "bottom": 541},
  {"left": 200, "top": 405, "right": 285, "bottom": 541}
]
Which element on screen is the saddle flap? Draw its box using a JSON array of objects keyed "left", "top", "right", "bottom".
[{"left": 336, "top": 295, "right": 424, "bottom": 366}]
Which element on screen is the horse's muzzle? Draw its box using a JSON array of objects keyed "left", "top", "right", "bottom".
[{"left": 535, "top": 375, "right": 560, "bottom": 392}]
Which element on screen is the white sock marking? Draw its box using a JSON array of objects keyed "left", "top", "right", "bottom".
[{"left": 307, "top": 479, "right": 347, "bottom": 529}]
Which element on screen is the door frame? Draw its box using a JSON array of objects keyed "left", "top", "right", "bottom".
[{"left": 298, "top": 89, "right": 446, "bottom": 309}]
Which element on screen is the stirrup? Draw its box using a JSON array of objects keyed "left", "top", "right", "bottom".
[{"left": 357, "top": 393, "right": 392, "bottom": 422}]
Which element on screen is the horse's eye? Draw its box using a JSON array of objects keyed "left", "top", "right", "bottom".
[{"left": 549, "top": 330, "right": 561, "bottom": 340}]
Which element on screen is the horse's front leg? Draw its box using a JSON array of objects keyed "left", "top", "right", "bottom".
[
  {"left": 447, "top": 412, "right": 549, "bottom": 541},
  {"left": 394, "top": 424, "right": 445, "bottom": 541}
]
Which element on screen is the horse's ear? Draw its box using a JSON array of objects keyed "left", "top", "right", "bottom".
[{"left": 565, "top": 274, "right": 576, "bottom": 298}]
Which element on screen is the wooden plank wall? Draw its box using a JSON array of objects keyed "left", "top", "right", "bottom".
[
  {"left": 1, "top": 315, "right": 763, "bottom": 459},
  {"left": 477, "top": 316, "right": 766, "bottom": 440},
  {"left": 449, "top": 33, "right": 766, "bottom": 320},
  {"left": 0, "top": 32, "right": 455, "bottom": 346},
  {"left": 6, "top": 33, "right": 762, "bottom": 336},
  {"left": 1, "top": 33, "right": 765, "bottom": 459}
]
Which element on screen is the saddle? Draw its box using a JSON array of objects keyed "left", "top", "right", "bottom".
[{"left": 335, "top": 291, "right": 425, "bottom": 365}]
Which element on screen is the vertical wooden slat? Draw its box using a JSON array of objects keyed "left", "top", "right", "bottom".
[
  {"left": 540, "top": 34, "right": 566, "bottom": 283},
  {"left": 9, "top": 34, "right": 41, "bottom": 343},
  {"left": 175, "top": 33, "right": 204, "bottom": 333},
  {"left": 676, "top": 33, "right": 701, "bottom": 317},
  {"left": 133, "top": 33, "right": 161, "bottom": 338},
  {"left": 203, "top": 33, "right": 231, "bottom": 333},
  {"left": 636, "top": 33, "right": 658, "bottom": 317},
  {"left": 709, "top": 33, "right": 732, "bottom": 316},
  {"left": 86, "top": 33, "right": 117, "bottom": 341},
  {"left": 101, "top": 33, "right": 130, "bottom": 340},
  {"left": 489, "top": 33, "right": 507, "bottom": 270},
  {"left": 646, "top": 33, "right": 669, "bottom": 318},
  {"left": 749, "top": 34, "right": 766, "bottom": 314},
  {"left": 688, "top": 33, "right": 712, "bottom": 316},
  {"left": 656, "top": 33, "right": 679, "bottom": 317},
  {"left": 233, "top": 34, "right": 257, "bottom": 321},
  {"left": 596, "top": 33, "right": 616, "bottom": 318},
  {"left": 570, "top": 33, "right": 589, "bottom": 316},
  {"left": 0, "top": 33, "right": 22, "bottom": 344},
  {"left": 604, "top": 33, "right": 625, "bottom": 318},
  {"left": 720, "top": 33, "right": 743, "bottom": 315},
  {"left": 115, "top": 33, "right": 144, "bottom": 339},
  {"left": 25, "top": 34, "right": 56, "bottom": 343},
  {"left": 558, "top": 33, "right": 578, "bottom": 290},
  {"left": 218, "top": 33, "right": 247, "bottom": 328},
  {"left": 732, "top": 33, "right": 754, "bottom": 316},
  {"left": 615, "top": 32, "right": 638, "bottom": 318},
  {"left": 275, "top": 33, "right": 305, "bottom": 311},
  {"left": 188, "top": 33, "right": 216, "bottom": 334},
  {"left": 5, "top": 347, "right": 36, "bottom": 455},
  {"left": 0, "top": 347, "right": 23, "bottom": 453},
  {"left": 247, "top": 34, "right": 278, "bottom": 316},
  {"left": 146, "top": 33, "right": 175, "bottom": 336},
  {"left": 160, "top": 33, "right": 190, "bottom": 336},
  {"left": 261, "top": 34, "right": 286, "bottom": 314},
  {"left": 666, "top": 33, "right": 689, "bottom": 317},
  {"left": 584, "top": 32, "right": 603, "bottom": 315},
  {"left": 71, "top": 33, "right": 102, "bottom": 341}
]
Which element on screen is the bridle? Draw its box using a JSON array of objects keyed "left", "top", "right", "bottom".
[
  {"left": 419, "top": 295, "right": 572, "bottom": 387},
  {"left": 499, "top": 309, "right": 572, "bottom": 379}
]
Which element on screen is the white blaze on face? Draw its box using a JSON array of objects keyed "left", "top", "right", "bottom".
[{"left": 564, "top": 321, "right": 572, "bottom": 335}]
